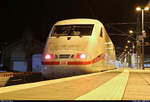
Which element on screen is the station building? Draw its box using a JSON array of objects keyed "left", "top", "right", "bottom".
[{"left": 2, "top": 30, "right": 44, "bottom": 72}]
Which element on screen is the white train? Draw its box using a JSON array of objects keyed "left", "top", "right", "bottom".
[{"left": 41, "top": 18, "right": 116, "bottom": 79}]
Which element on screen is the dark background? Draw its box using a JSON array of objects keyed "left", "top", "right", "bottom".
[{"left": 0, "top": 0, "right": 150, "bottom": 56}]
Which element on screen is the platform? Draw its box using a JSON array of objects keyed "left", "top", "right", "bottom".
[{"left": 0, "top": 68, "right": 150, "bottom": 100}]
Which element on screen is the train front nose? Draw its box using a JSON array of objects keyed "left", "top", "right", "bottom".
[{"left": 41, "top": 51, "right": 90, "bottom": 79}]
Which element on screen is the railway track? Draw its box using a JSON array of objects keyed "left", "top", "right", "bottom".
[{"left": 0, "top": 72, "right": 45, "bottom": 87}]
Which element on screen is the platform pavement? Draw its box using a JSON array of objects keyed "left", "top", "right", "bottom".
[
  {"left": 122, "top": 68, "right": 150, "bottom": 100},
  {"left": 76, "top": 67, "right": 150, "bottom": 100},
  {"left": 76, "top": 68, "right": 129, "bottom": 100},
  {"left": 0, "top": 68, "right": 123, "bottom": 100},
  {"left": 0, "top": 68, "right": 150, "bottom": 100}
]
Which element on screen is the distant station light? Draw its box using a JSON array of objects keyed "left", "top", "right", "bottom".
[
  {"left": 127, "top": 40, "right": 131, "bottom": 43},
  {"left": 125, "top": 46, "right": 128, "bottom": 48},
  {"left": 144, "top": 6, "right": 149, "bottom": 11},
  {"left": 136, "top": 7, "right": 142, "bottom": 11},
  {"left": 129, "top": 30, "right": 133, "bottom": 34}
]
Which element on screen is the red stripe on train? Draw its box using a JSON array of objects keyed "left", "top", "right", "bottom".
[
  {"left": 41, "top": 54, "right": 104, "bottom": 65},
  {"left": 68, "top": 61, "right": 92, "bottom": 65},
  {"left": 68, "top": 54, "right": 104, "bottom": 65},
  {"left": 41, "top": 61, "right": 60, "bottom": 65}
]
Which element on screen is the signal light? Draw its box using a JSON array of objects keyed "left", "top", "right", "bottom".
[
  {"left": 44, "top": 54, "right": 54, "bottom": 60},
  {"left": 76, "top": 53, "right": 86, "bottom": 59}
]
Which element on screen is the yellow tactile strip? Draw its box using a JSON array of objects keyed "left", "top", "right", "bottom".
[{"left": 76, "top": 69, "right": 129, "bottom": 100}]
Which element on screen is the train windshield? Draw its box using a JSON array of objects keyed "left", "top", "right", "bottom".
[{"left": 51, "top": 24, "right": 94, "bottom": 36}]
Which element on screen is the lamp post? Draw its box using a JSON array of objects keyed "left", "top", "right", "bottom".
[
  {"left": 136, "top": 6, "right": 149, "bottom": 70},
  {"left": 128, "top": 30, "right": 138, "bottom": 68},
  {"left": 127, "top": 40, "right": 133, "bottom": 68}
]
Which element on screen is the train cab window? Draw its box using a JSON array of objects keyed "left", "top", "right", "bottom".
[
  {"left": 51, "top": 24, "right": 94, "bottom": 37},
  {"left": 100, "top": 29, "right": 103, "bottom": 37}
]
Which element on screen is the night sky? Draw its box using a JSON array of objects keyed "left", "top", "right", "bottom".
[{"left": 1, "top": 0, "right": 150, "bottom": 55}]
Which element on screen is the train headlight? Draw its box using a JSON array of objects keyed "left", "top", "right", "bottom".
[
  {"left": 44, "top": 54, "right": 54, "bottom": 60},
  {"left": 76, "top": 53, "right": 86, "bottom": 59}
]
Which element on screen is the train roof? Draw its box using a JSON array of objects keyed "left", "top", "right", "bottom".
[{"left": 54, "top": 18, "right": 104, "bottom": 26}]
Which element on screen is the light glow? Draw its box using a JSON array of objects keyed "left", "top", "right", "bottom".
[
  {"left": 127, "top": 40, "right": 131, "bottom": 43},
  {"left": 44, "top": 54, "right": 54, "bottom": 60},
  {"left": 129, "top": 30, "right": 133, "bottom": 34},
  {"left": 136, "top": 7, "right": 141, "bottom": 11},
  {"left": 136, "top": 6, "right": 149, "bottom": 11},
  {"left": 80, "top": 54, "right": 86, "bottom": 59},
  {"left": 144, "top": 6, "right": 149, "bottom": 11},
  {"left": 77, "top": 53, "right": 86, "bottom": 59}
]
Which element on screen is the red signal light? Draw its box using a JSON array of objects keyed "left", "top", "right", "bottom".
[
  {"left": 76, "top": 53, "right": 86, "bottom": 59},
  {"left": 44, "top": 54, "right": 54, "bottom": 60}
]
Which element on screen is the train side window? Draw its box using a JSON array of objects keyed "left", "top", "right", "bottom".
[{"left": 100, "top": 29, "right": 103, "bottom": 37}]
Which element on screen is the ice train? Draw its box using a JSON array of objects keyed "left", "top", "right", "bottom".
[{"left": 41, "top": 18, "right": 116, "bottom": 79}]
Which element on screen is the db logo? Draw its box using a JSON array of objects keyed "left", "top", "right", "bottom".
[{"left": 61, "top": 61, "right": 67, "bottom": 65}]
